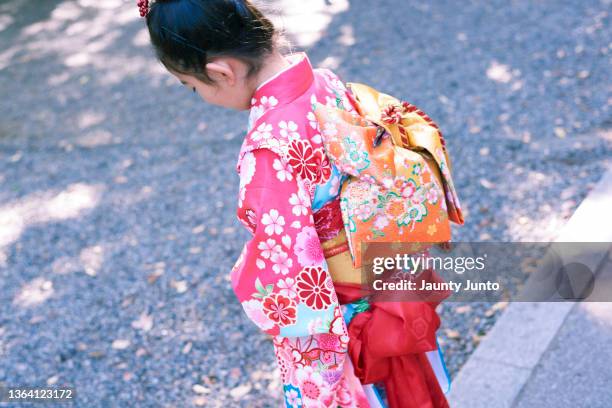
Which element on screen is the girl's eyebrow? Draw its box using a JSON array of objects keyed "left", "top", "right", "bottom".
[{"left": 180, "top": 80, "right": 187, "bottom": 85}]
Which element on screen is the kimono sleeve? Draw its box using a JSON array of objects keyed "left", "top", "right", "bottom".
[{"left": 230, "top": 148, "right": 340, "bottom": 337}]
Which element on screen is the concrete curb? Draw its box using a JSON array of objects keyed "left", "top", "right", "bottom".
[{"left": 447, "top": 165, "right": 612, "bottom": 408}]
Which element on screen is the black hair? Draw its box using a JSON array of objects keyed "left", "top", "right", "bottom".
[{"left": 146, "top": 0, "right": 278, "bottom": 84}]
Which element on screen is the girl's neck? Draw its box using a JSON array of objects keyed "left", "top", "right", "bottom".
[{"left": 252, "top": 50, "right": 291, "bottom": 92}]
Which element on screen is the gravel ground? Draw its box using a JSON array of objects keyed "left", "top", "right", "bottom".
[{"left": 0, "top": 0, "right": 610, "bottom": 407}]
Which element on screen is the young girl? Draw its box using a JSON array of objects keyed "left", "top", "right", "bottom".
[{"left": 141, "top": 1, "right": 450, "bottom": 406}]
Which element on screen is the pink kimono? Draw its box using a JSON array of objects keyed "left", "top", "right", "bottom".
[
  {"left": 231, "top": 52, "right": 450, "bottom": 407},
  {"left": 231, "top": 52, "right": 372, "bottom": 407}
]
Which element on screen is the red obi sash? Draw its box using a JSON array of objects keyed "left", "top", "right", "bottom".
[{"left": 334, "top": 276, "right": 450, "bottom": 408}]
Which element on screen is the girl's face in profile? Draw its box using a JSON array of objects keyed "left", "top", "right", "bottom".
[{"left": 171, "top": 58, "right": 255, "bottom": 111}]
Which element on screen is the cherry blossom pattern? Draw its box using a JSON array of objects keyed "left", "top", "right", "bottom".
[
  {"left": 271, "top": 249, "right": 293, "bottom": 275},
  {"left": 289, "top": 189, "right": 309, "bottom": 216},
  {"left": 261, "top": 208, "right": 285, "bottom": 236},
  {"left": 250, "top": 122, "right": 273, "bottom": 142},
  {"left": 306, "top": 111, "right": 318, "bottom": 130},
  {"left": 277, "top": 277, "right": 298, "bottom": 299},
  {"left": 273, "top": 158, "right": 293, "bottom": 182},
  {"left": 258, "top": 238, "right": 283, "bottom": 260},
  {"left": 249, "top": 96, "right": 279, "bottom": 127},
  {"left": 260, "top": 95, "right": 279, "bottom": 109},
  {"left": 279, "top": 120, "right": 301, "bottom": 141}
]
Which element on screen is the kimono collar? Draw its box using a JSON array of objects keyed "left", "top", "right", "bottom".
[
  {"left": 250, "top": 52, "right": 314, "bottom": 110},
  {"left": 238, "top": 52, "right": 315, "bottom": 174}
]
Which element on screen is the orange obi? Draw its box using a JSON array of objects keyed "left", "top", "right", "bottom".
[{"left": 314, "top": 83, "right": 465, "bottom": 268}]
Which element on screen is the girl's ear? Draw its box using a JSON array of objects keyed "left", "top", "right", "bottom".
[{"left": 205, "top": 59, "right": 236, "bottom": 86}]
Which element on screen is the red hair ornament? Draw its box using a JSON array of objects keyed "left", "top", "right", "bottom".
[{"left": 137, "top": 0, "right": 150, "bottom": 17}]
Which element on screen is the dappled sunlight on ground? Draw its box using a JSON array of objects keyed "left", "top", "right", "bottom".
[
  {"left": 268, "top": 0, "right": 349, "bottom": 48},
  {"left": 486, "top": 60, "right": 524, "bottom": 91},
  {"left": 0, "top": 182, "right": 103, "bottom": 248},
  {"left": 0, "top": 0, "right": 610, "bottom": 406},
  {"left": 13, "top": 276, "right": 55, "bottom": 308}
]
